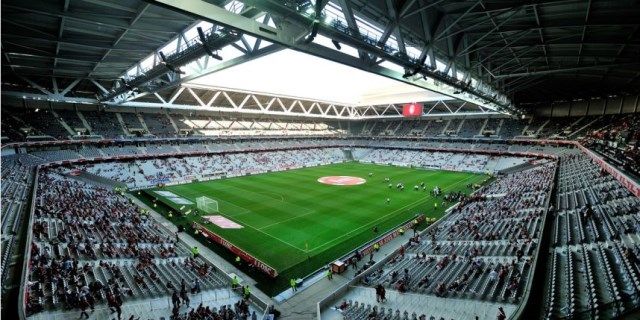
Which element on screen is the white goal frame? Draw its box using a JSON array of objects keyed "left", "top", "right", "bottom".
[{"left": 196, "top": 196, "right": 219, "bottom": 213}]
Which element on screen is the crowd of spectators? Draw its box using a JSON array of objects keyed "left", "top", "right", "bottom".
[
  {"left": 4, "top": 114, "right": 638, "bottom": 320},
  {"left": 582, "top": 113, "right": 640, "bottom": 177},
  {"left": 356, "top": 148, "right": 530, "bottom": 174},
  {"left": 24, "top": 170, "right": 242, "bottom": 318},
  {"left": 170, "top": 300, "right": 256, "bottom": 320},
  {"left": 335, "top": 163, "right": 555, "bottom": 320},
  {"left": 5, "top": 103, "right": 639, "bottom": 142},
  {"left": 70, "top": 146, "right": 544, "bottom": 190},
  {"left": 77, "top": 148, "right": 345, "bottom": 189}
]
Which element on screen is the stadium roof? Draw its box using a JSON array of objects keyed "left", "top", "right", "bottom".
[
  {"left": 1, "top": 0, "right": 195, "bottom": 80},
  {"left": 329, "top": 0, "right": 640, "bottom": 106},
  {"left": 2, "top": 0, "right": 639, "bottom": 114}
]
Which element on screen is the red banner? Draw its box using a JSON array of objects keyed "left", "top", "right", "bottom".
[
  {"left": 192, "top": 222, "right": 278, "bottom": 277},
  {"left": 402, "top": 103, "right": 423, "bottom": 117}
]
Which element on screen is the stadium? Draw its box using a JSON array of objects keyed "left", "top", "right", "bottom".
[{"left": 0, "top": 0, "right": 639, "bottom": 319}]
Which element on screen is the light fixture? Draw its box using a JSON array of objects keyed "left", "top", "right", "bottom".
[
  {"left": 198, "top": 27, "right": 223, "bottom": 61},
  {"left": 158, "top": 51, "right": 185, "bottom": 74},
  {"left": 211, "top": 52, "right": 223, "bottom": 60},
  {"left": 120, "top": 78, "right": 133, "bottom": 91},
  {"left": 331, "top": 39, "right": 341, "bottom": 50},
  {"left": 303, "top": 20, "right": 320, "bottom": 44}
]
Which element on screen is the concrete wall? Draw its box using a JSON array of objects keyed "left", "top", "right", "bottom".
[{"left": 532, "top": 94, "right": 639, "bottom": 117}]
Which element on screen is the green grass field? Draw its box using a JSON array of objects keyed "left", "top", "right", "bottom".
[{"left": 141, "top": 161, "right": 488, "bottom": 294}]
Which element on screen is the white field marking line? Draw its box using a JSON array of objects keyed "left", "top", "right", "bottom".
[
  {"left": 210, "top": 208, "right": 309, "bottom": 254},
  {"left": 170, "top": 186, "right": 301, "bottom": 253},
  {"left": 307, "top": 174, "right": 479, "bottom": 252},
  {"left": 206, "top": 195, "right": 253, "bottom": 216},
  {"left": 260, "top": 168, "right": 438, "bottom": 230},
  {"left": 187, "top": 182, "right": 313, "bottom": 253},
  {"left": 218, "top": 183, "right": 314, "bottom": 217},
  {"left": 257, "top": 169, "right": 443, "bottom": 231},
  {"left": 306, "top": 174, "right": 481, "bottom": 253},
  {"left": 258, "top": 208, "right": 321, "bottom": 230},
  {"left": 193, "top": 184, "right": 283, "bottom": 217},
  {"left": 166, "top": 187, "right": 254, "bottom": 216},
  {"left": 214, "top": 183, "right": 286, "bottom": 204},
  {"left": 217, "top": 202, "right": 253, "bottom": 217},
  {"left": 257, "top": 191, "right": 285, "bottom": 202}
]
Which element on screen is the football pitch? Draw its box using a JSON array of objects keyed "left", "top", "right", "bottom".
[{"left": 142, "top": 161, "right": 488, "bottom": 292}]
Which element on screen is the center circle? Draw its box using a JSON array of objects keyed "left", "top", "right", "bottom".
[{"left": 317, "top": 176, "right": 367, "bottom": 186}]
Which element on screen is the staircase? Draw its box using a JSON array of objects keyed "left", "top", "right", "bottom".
[
  {"left": 115, "top": 113, "right": 130, "bottom": 135},
  {"left": 495, "top": 119, "right": 504, "bottom": 136},
  {"left": 500, "top": 161, "right": 537, "bottom": 175},
  {"left": 342, "top": 149, "right": 354, "bottom": 161},
  {"left": 478, "top": 118, "right": 489, "bottom": 135},
  {"left": 568, "top": 116, "right": 601, "bottom": 138},
  {"left": 166, "top": 113, "right": 180, "bottom": 134},
  {"left": 77, "top": 111, "right": 92, "bottom": 133},
  {"left": 137, "top": 113, "right": 150, "bottom": 133},
  {"left": 456, "top": 119, "right": 466, "bottom": 135},
  {"left": 51, "top": 110, "right": 75, "bottom": 136},
  {"left": 440, "top": 119, "right": 452, "bottom": 135},
  {"left": 535, "top": 119, "right": 550, "bottom": 135},
  {"left": 67, "top": 171, "right": 126, "bottom": 189},
  {"left": 521, "top": 118, "right": 533, "bottom": 136},
  {"left": 421, "top": 120, "right": 432, "bottom": 135}
]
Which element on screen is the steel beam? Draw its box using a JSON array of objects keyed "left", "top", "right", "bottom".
[
  {"left": 147, "top": 0, "right": 511, "bottom": 111},
  {"left": 494, "top": 62, "right": 640, "bottom": 79}
]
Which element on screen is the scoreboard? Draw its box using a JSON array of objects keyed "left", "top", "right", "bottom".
[{"left": 402, "top": 102, "right": 423, "bottom": 117}]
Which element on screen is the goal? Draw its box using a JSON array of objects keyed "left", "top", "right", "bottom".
[{"left": 196, "top": 196, "right": 219, "bottom": 213}]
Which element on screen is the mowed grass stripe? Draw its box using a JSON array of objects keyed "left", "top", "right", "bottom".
[
  {"left": 170, "top": 182, "right": 304, "bottom": 224},
  {"left": 248, "top": 165, "right": 441, "bottom": 240},
  {"left": 175, "top": 164, "right": 470, "bottom": 249},
  {"left": 150, "top": 162, "right": 488, "bottom": 272},
  {"left": 160, "top": 184, "right": 308, "bottom": 268},
  {"left": 306, "top": 172, "right": 479, "bottom": 253},
  {"left": 171, "top": 165, "right": 475, "bottom": 250},
  {"left": 284, "top": 169, "right": 474, "bottom": 253}
]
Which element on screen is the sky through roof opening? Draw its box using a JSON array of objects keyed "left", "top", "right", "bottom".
[{"left": 187, "top": 49, "right": 451, "bottom": 106}]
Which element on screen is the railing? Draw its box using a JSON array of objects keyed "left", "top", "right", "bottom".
[
  {"left": 1, "top": 134, "right": 351, "bottom": 150},
  {"left": 316, "top": 163, "right": 557, "bottom": 319},
  {"left": 13, "top": 137, "right": 636, "bottom": 320},
  {"left": 510, "top": 161, "right": 558, "bottom": 320},
  {"left": 18, "top": 166, "right": 271, "bottom": 319},
  {"left": 316, "top": 201, "right": 465, "bottom": 319},
  {"left": 18, "top": 165, "right": 39, "bottom": 319}
]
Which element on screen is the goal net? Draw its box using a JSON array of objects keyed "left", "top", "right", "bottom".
[{"left": 196, "top": 196, "right": 219, "bottom": 213}]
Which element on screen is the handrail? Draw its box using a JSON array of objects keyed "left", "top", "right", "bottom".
[
  {"left": 316, "top": 164, "right": 556, "bottom": 320},
  {"left": 551, "top": 292, "right": 640, "bottom": 319},
  {"left": 18, "top": 166, "right": 272, "bottom": 319},
  {"left": 509, "top": 161, "right": 557, "bottom": 320},
  {"left": 15, "top": 138, "right": 636, "bottom": 320},
  {"left": 1, "top": 134, "right": 576, "bottom": 151},
  {"left": 17, "top": 165, "right": 39, "bottom": 320},
  {"left": 31, "top": 143, "right": 554, "bottom": 192},
  {"left": 316, "top": 201, "right": 465, "bottom": 318},
  {"left": 0, "top": 134, "right": 351, "bottom": 150}
]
